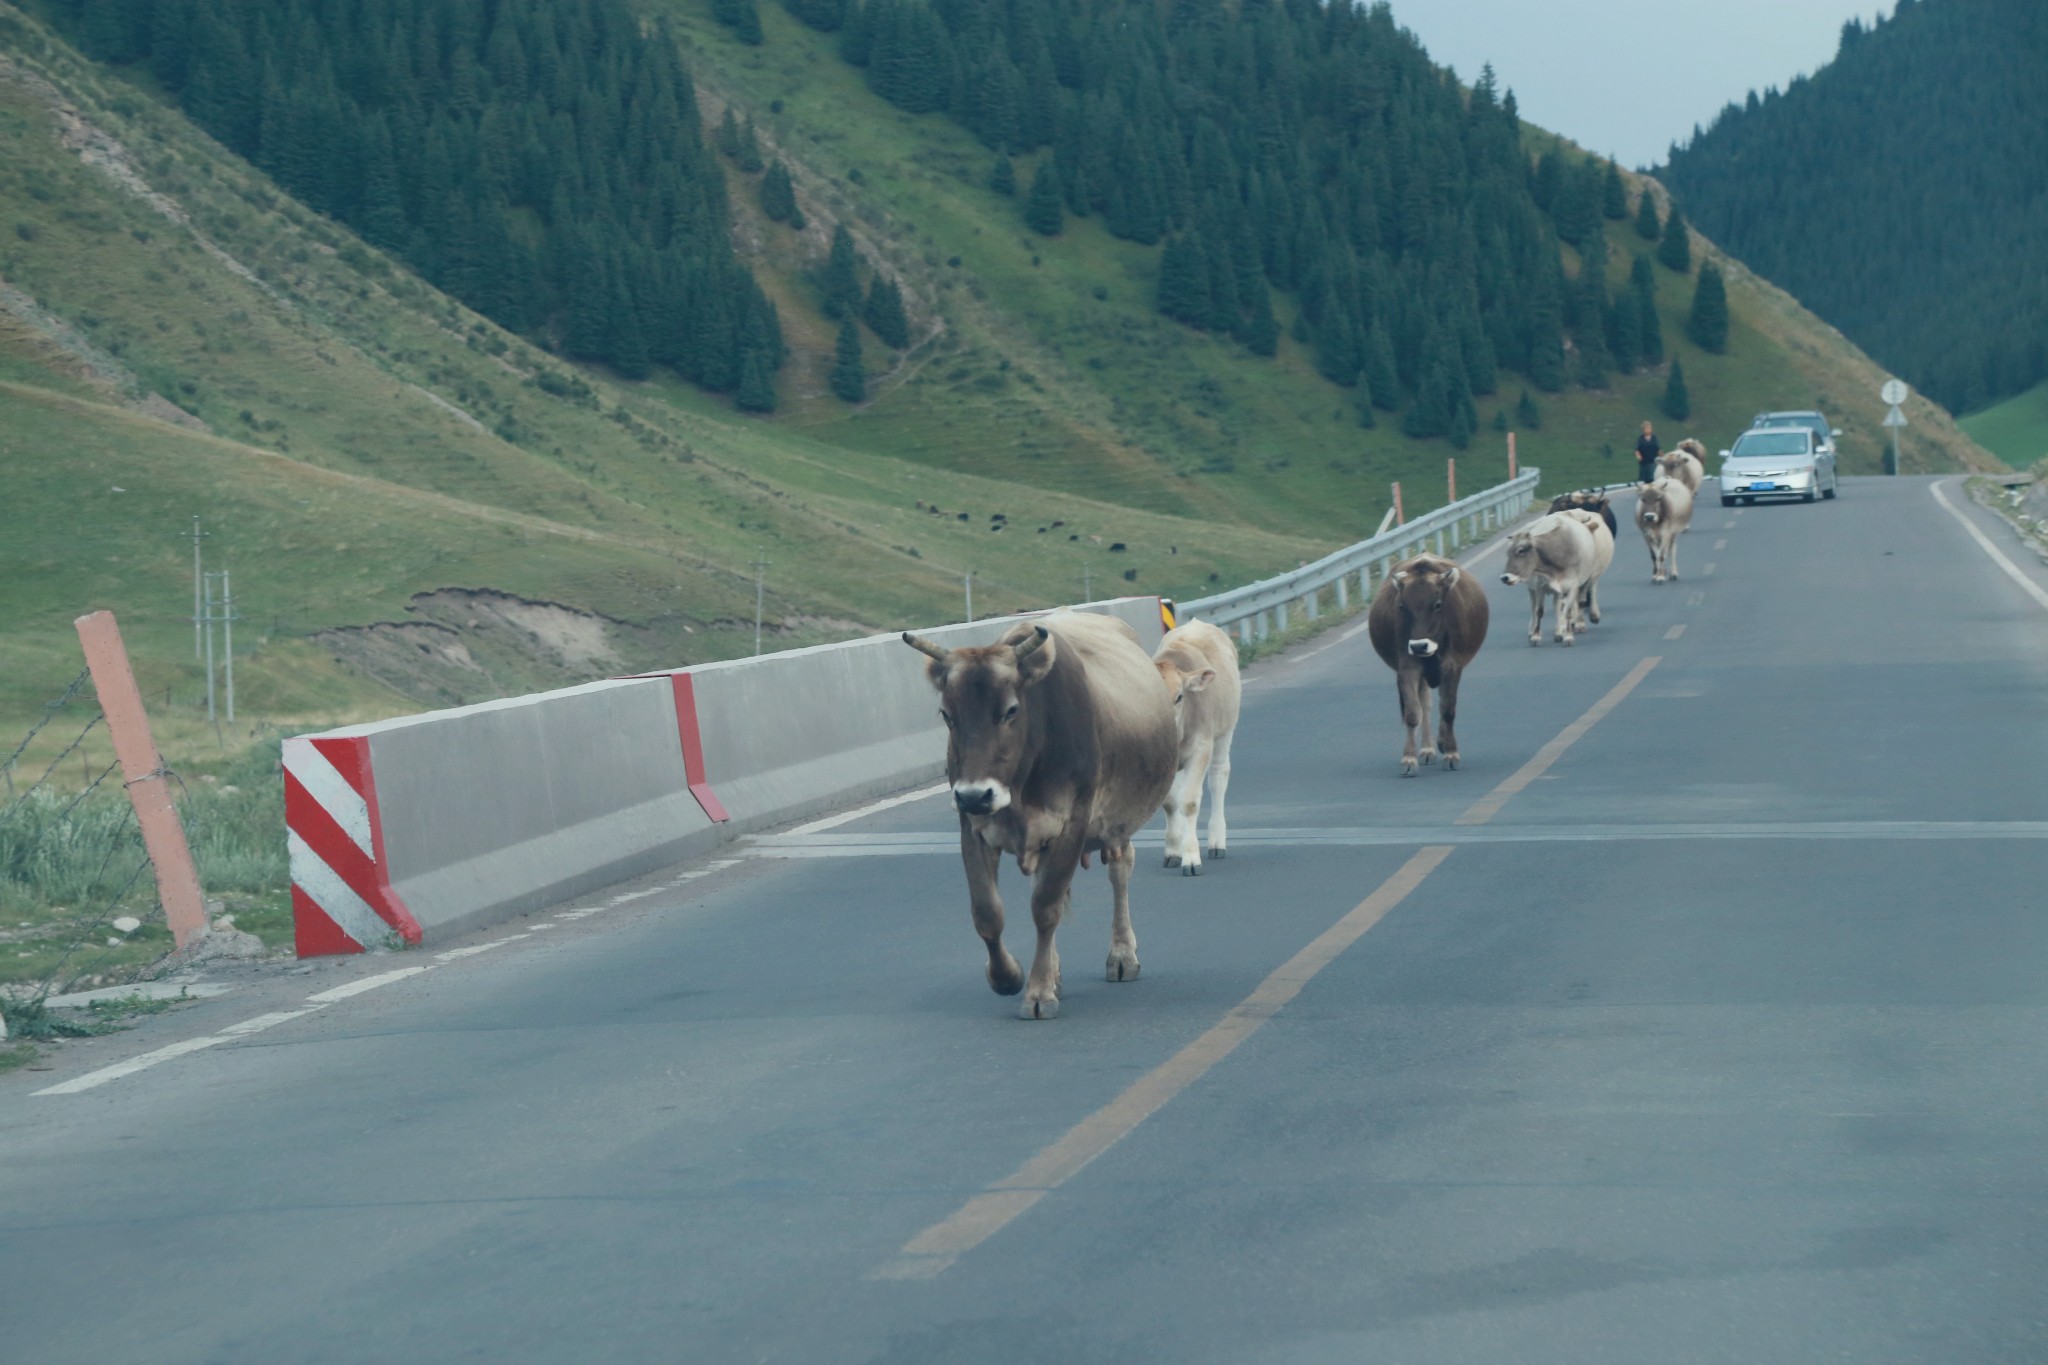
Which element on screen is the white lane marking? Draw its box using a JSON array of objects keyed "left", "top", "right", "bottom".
[
  {"left": 34, "top": 1037, "right": 230, "bottom": 1094},
  {"left": 1931, "top": 479, "right": 2048, "bottom": 614},
  {"left": 528, "top": 923, "right": 556, "bottom": 931},
  {"left": 306, "top": 966, "right": 431, "bottom": 1002},
  {"left": 608, "top": 887, "right": 663, "bottom": 904},
  {"left": 1723, "top": 521, "right": 1737, "bottom": 530},
  {"left": 435, "top": 934, "right": 530, "bottom": 962},
  {"left": 786, "top": 787, "right": 947, "bottom": 836},
  {"left": 1664, "top": 624, "right": 1687, "bottom": 640},
  {"left": 1703, "top": 562, "right": 1717, "bottom": 576},
  {"left": 1714, "top": 538, "right": 1728, "bottom": 550},
  {"left": 217, "top": 1007, "right": 328, "bottom": 1037},
  {"left": 674, "top": 858, "right": 740, "bottom": 880},
  {"left": 1687, "top": 591, "right": 1705, "bottom": 606}
]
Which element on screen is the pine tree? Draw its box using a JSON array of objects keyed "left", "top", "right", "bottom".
[
  {"left": 1658, "top": 206, "right": 1692, "bottom": 273},
  {"left": 733, "top": 0, "right": 764, "bottom": 45},
  {"left": 717, "top": 108, "right": 743, "bottom": 159},
  {"left": 1155, "top": 236, "right": 1204, "bottom": 325},
  {"left": 736, "top": 349, "right": 778, "bottom": 412},
  {"left": 1448, "top": 399, "right": 1473, "bottom": 449},
  {"left": 1632, "top": 256, "right": 1665, "bottom": 365},
  {"left": 1516, "top": 388, "right": 1542, "bottom": 429},
  {"left": 988, "top": 155, "right": 1015, "bottom": 196},
  {"left": 830, "top": 317, "right": 866, "bottom": 402},
  {"left": 1244, "top": 291, "right": 1279, "bottom": 357},
  {"left": 820, "top": 224, "right": 861, "bottom": 319},
  {"left": 1602, "top": 160, "right": 1628, "bottom": 219},
  {"left": 759, "top": 161, "right": 801, "bottom": 225},
  {"left": 863, "top": 276, "right": 910, "bottom": 350},
  {"left": 1634, "top": 190, "right": 1661, "bottom": 241},
  {"left": 1686, "top": 261, "right": 1729, "bottom": 352},
  {"left": 1024, "top": 162, "right": 1063, "bottom": 236},
  {"left": 1364, "top": 324, "right": 1400, "bottom": 410},
  {"left": 1661, "top": 356, "right": 1691, "bottom": 420},
  {"left": 736, "top": 116, "right": 765, "bottom": 174}
]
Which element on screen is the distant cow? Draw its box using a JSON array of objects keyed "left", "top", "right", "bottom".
[
  {"left": 1501, "top": 513, "right": 1599, "bottom": 646},
  {"left": 1367, "top": 555, "right": 1489, "bottom": 775},
  {"left": 904, "top": 612, "right": 1177, "bottom": 1020},
  {"left": 1634, "top": 478, "right": 1694, "bottom": 582},
  {"left": 1659, "top": 440, "right": 1706, "bottom": 493},
  {"left": 1151, "top": 619, "right": 1241, "bottom": 876},
  {"left": 1548, "top": 489, "right": 1618, "bottom": 540}
]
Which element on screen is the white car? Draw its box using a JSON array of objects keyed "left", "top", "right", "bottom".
[{"left": 1718, "top": 425, "right": 1839, "bottom": 506}]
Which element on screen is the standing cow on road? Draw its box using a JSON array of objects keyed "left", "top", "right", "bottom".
[
  {"left": 903, "top": 612, "right": 1176, "bottom": 1019},
  {"left": 1502, "top": 511, "right": 1609, "bottom": 645},
  {"left": 1151, "top": 618, "right": 1241, "bottom": 876},
  {"left": 1557, "top": 505, "right": 1616, "bottom": 629},
  {"left": 1367, "top": 554, "right": 1489, "bottom": 775},
  {"left": 1659, "top": 439, "right": 1707, "bottom": 494},
  {"left": 1635, "top": 478, "right": 1694, "bottom": 582}
]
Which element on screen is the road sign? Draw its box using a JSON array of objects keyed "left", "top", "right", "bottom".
[
  {"left": 1881, "top": 378, "right": 1908, "bottom": 405},
  {"left": 1883, "top": 405, "right": 1908, "bottom": 428}
]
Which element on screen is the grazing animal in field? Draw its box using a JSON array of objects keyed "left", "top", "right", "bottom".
[
  {"left": 1548, "top": 489, "right": 1618, "bottom": 539},
  {"left": 1367, "top": 555, "right": 1489, "bottom": 775},
  {"left": 1634, "top": 478, "right": 1694, "bottom": 582},
  {"left": 1556, "top": 506, "right": 1616, "bottom": 629},
  {"left": 1501, "top": 513, "right": 1599, "bottom": 646},
  {"left": 904, "top": 612, "right": 1177, "bottom": 1020},
  {"left": 1150, "top": 619, "right": 1241, "bottom": 876},
  {"left": 1659, "top": 440, "right": 1706, "bottom": 494}
]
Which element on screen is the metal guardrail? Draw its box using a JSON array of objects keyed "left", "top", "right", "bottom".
[{"left": 1178, "top": 468, "right": 1544, "bottom": 641}]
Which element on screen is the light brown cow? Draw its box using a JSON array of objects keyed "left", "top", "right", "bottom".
[
  {"left": 1151, "top": 619, "right": 1241, "bottom": 876},
  {"left": 1557, "top": 505, "right": 1616, "bottom": 628},
  {"left": 1658, "top": 439, "right": 1706, "bottom": 493},
  {"left": 1634, "top": 477, "right": 1694, "bottom": 583},
  {"left": 904, "top": 611, "right": 1176, "bottom": 1019},
  {"left": 1501, "top": 512, "right": 1599, "bottom": 646},
  {"left": 1367, "top": 555, "right": 1489, "bottom": 775}
]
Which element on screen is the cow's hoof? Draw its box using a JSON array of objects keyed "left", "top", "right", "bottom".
[
  {"left": 1162, "top": 854, "right": 1181, "bottom": 869},
  {"left": 1207, "top": 846, "right": 1226, "bottom": 860},
  {"left": 1527, "top": 634, "right": 1540, "bottom": 646},
  {"left": 1105, "top": 950, "right": 1140, "bottom": 982},
  {"left": 1400, "top": 760, "right": 1418, "bottom": 777},
  {"left": 1560, "top": 636, "right": 1575, "bottom": 647},
  {"left": 1419, "top": 748, "right": 1437, "bottom": 766},
  {"left": 1443, "top": 752, "right": 1460, "bottom": 770},
  {"left": 1182, "top": 861, "right": 1201, "bottom": 876},
  {"left": 1020, "top": 994, "right": 1060, "bottom": 1020},
  {"left": 987, "top": 958, "right": 1024, "bottom": 996}
]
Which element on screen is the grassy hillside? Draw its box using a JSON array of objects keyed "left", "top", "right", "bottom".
[
  {"left": 1960, "top": 380, "right": 2048, "bottom": 471},
  {"left": 0, "top": 0, "right": 2000, "bottom": 758}
]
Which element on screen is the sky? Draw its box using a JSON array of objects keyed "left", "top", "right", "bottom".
[{"left": 1392, "top": 0, "right": 1891, "bottom": 169}]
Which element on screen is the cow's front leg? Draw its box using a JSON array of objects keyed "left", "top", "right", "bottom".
[
  {"left": 1105, "top": 839, "right": 1140, "bottom": 981},
  {"left": 1644, "top": 531, "right": 1663, "bottom": 582},
  {"left": 1556, "top": 583, "right": 1577, "bottom": 645},
  {"left": 1169, "top": 735, "right": 1214, "bottom": 875},
  {"left": 1415, "top": 672, "right": 1437, "bottom": 767},
  {"left": 1021, "top": 829, "right": 1083, "bottom": 1019},
  {"left": 1398, "top": 668, "right": 1424, "bottom": 775},
  {"left": 1205, "top": 730, "right": 1233, "bottom": 860},
  {"left": 961, "top": 822, "right": 1021, "bottom": 996},
  {"left": 1437, "top": 665, "right": 1466, "bottom": 770},
  {"left": 1526, "top": 583, "right": 1544, "bottom": 645}
]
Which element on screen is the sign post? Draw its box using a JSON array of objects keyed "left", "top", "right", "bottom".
[{"left": 1880, "top": 377, "right": 1908, "bottom": 476}]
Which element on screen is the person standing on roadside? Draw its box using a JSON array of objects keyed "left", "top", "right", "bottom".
[{"left": 1635, "top": 420, "right": 1661, "bottom": 484}]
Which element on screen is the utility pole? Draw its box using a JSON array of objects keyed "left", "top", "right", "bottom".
[
  {"left": 190, "top": 516, "right": 207, "bottom": 660},
  {"left": 202, "top": 571, "right": 218, "bottom": 724},
  {"left": 221, "top": 567, "right": 236, "bottom": 724},
  {"left": 1082, "top": 563, "right": 1091, "bottom": 602},
  {"left": 964, "top": 572, "right": 975, "bottom": 624},
  {"left": 751, "top": 548, "right": 770, "bottom": 656}
]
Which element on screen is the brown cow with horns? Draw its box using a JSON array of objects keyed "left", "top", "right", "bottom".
[
  {"left": 1367, "top": 554, "right": 1489, "bottom": 775},
  {"left": 903, "top": 612, "right": 1177, "bottom": 1020}
]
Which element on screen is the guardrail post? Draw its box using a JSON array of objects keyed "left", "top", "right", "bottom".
[
  {"left": 1335, "top": 575, "right": 1348, "bottom": 610},
  {"left": 1276, "top": 600, "right": 1289, "bottom": 632},
  {"left": 1238, "top": 618, "right": 1252, "bottom": 644},
  {"left": 1304, "top": 588, "right": 1318, "bottom": 620}
]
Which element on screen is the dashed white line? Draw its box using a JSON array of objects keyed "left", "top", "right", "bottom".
[
  {"left": 1664, "top": 624, "right": 1687, "bottom": 640},
  {"left": 34, "top": 1037, "right": 232, "bottom": 1095},
  {"left": 1703, "top": 562, "right": 1717, "bottom": 576},
  {"left": 305, "top": 966, "right": 431, "bottom": 1003},
  {"left": 1687, "top": 591, "right": 1705, "bottom": 606},
  {"left": 786, "top": 788, "right": 946, "bottom": 835},
  {"left": 1714, "top": 538, "right": 1728, "bottom": 550},
  {"left": 435, "top": 935, "right": 530, "bottom": 962}
]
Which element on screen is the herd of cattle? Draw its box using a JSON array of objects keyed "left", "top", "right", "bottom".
[{"left": 899, "top": 442, "right": 1708, "bottom": 1019}]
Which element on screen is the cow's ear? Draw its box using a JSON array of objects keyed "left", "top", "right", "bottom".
[
  {"left": 1440, "top": 565, "right": 1461, "bottom": 588},
  {"left": 1185, "top": 668, "right": 1216, "bottom": 693},
  {"left": 1012, "top": 625, "right": 1057, "bottom": 686}
]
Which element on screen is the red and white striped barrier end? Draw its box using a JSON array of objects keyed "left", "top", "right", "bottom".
[{"left": 285, "top": 735, "right": 422, "bottom": 956}]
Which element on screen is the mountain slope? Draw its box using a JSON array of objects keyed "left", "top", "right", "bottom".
[{"left": 1660, "top": 0, "right": 2048, "bottom": 416}]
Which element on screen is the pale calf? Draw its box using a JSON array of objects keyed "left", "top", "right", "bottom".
[
  {"left": 1556, "top": 505, "right": 1616, "bottom": 629},
  {"left": 1501, "top": 512, "right": 1599, "bottom": 646},
  {"left": 1151, "top": 619, "right": 1241, "bottom": 876},
  {"left": 1634, "top": 478, "right": 1694, "bottom": 583}
]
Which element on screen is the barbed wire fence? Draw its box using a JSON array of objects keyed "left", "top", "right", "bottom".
[{"left": 0, "top": 669, "right": 170, "bottom": 1036}]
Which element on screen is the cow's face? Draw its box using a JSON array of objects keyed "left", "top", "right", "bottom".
[
  {"left": 1638, "top": 485, "right": 1668, "bottom": 524},
  {"left": 904, "top": 627, "right": 1057, "bottom": 816},
  {"left": 1389, "top": 563, "right": 1462, "bottom": 658},
  {"left": 1152, "top": 657, "right": 1216, "bottom": 738},
  {"left": 1500, "top": 533, "right": 1539, "bottom": 586}
]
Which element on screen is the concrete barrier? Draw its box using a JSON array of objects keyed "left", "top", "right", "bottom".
[{"left": 288, "top": 598, "right": 1164, "bottom": 954}]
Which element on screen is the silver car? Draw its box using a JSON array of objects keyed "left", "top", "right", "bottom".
[{"left": 1718, "top": 424, "right": 1839, "bottom": 506}]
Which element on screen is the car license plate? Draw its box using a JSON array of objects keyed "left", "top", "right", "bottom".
[{"left": 1750, "top": 482, "right": 1777, "bottom": 491}]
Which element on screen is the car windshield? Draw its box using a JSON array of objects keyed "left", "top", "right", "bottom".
[
  {"left": 1732, "top": 431, "right": 1810, "bottom": 458},
  {"left": 1758, "top": 413, "right": 1828, "bottom": 438}
]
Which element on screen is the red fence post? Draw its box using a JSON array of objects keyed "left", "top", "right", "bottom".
[
  {"left": 74, "top": 611, "right": 210, "bottom": 950},
  {"left": 1392, "top": 482, "right": 1404, "bottom": 525},
  {"left": 1447, "top": 457, "right": 1457, "bottom": 504},
  {"left": 1508, "top": 431, "right": 1518, "bottom": 480}
]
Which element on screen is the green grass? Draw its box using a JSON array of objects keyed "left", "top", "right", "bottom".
[{"left": 1959, "top": 380, "right": 2048, "bottom": 469}]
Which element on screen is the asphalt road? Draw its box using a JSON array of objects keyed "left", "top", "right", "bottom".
[{"left": 6, "top": 476, "right": 2046, "bottom": 1364}]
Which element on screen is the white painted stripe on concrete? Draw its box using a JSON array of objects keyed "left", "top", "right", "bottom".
[
  {"left": 216, "top": 1007, "right": 327, "bottom": 1037},
  {"left": 608, "top": 887, "right": 664, "bottom": 904},
  {"left": 785, "top": 786, "right": 947, "bottom": 836},
  {"left": 283, "top": 741, "right": 372, "bottom": 855},
  {"left": 1687, "top": 591, "right": 1705, "bottom": 606},
  {"left": 34, "top": 1036, "right": 229, "bottom": 1094},
  {"left": 1931, "top": 478, "right": 2048, "bottom": 614},
  {"left": 435, "top": 934, "right": 530, "bottom": 962},
  {"left": 1714, "top": 538, "right": 1728, "bottom": 550},
  {"left": 286, "top": 830, "right": 390, "bottom": 951},
  {"left": 1664, "top": 624, "right": 1687, "bottom": 640},
  {"left": 305, "top": 966, "right": 430, "bottom": 1003},
  {"left": 1703, "top": 562, "right": 1717, "bottom": 576}
]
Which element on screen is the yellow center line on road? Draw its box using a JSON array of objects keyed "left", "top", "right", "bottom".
[{"left": 873, "top": 653, "right": 1667, "bottom": 1282}]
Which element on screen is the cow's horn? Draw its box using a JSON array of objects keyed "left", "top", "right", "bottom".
[
  {"left": 1010, "top": 625, "right": 1049, "bottom": 662},
  {"left": 902, "top": 632, "right": 951, "bottom": 662}
]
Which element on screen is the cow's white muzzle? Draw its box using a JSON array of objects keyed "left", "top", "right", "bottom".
[
  {"left": 1406, "top": 639, "right": 1439, "bottom": 658},
  {"left": 952, "top": 779, "right": 1012, "bottom": 815}
]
